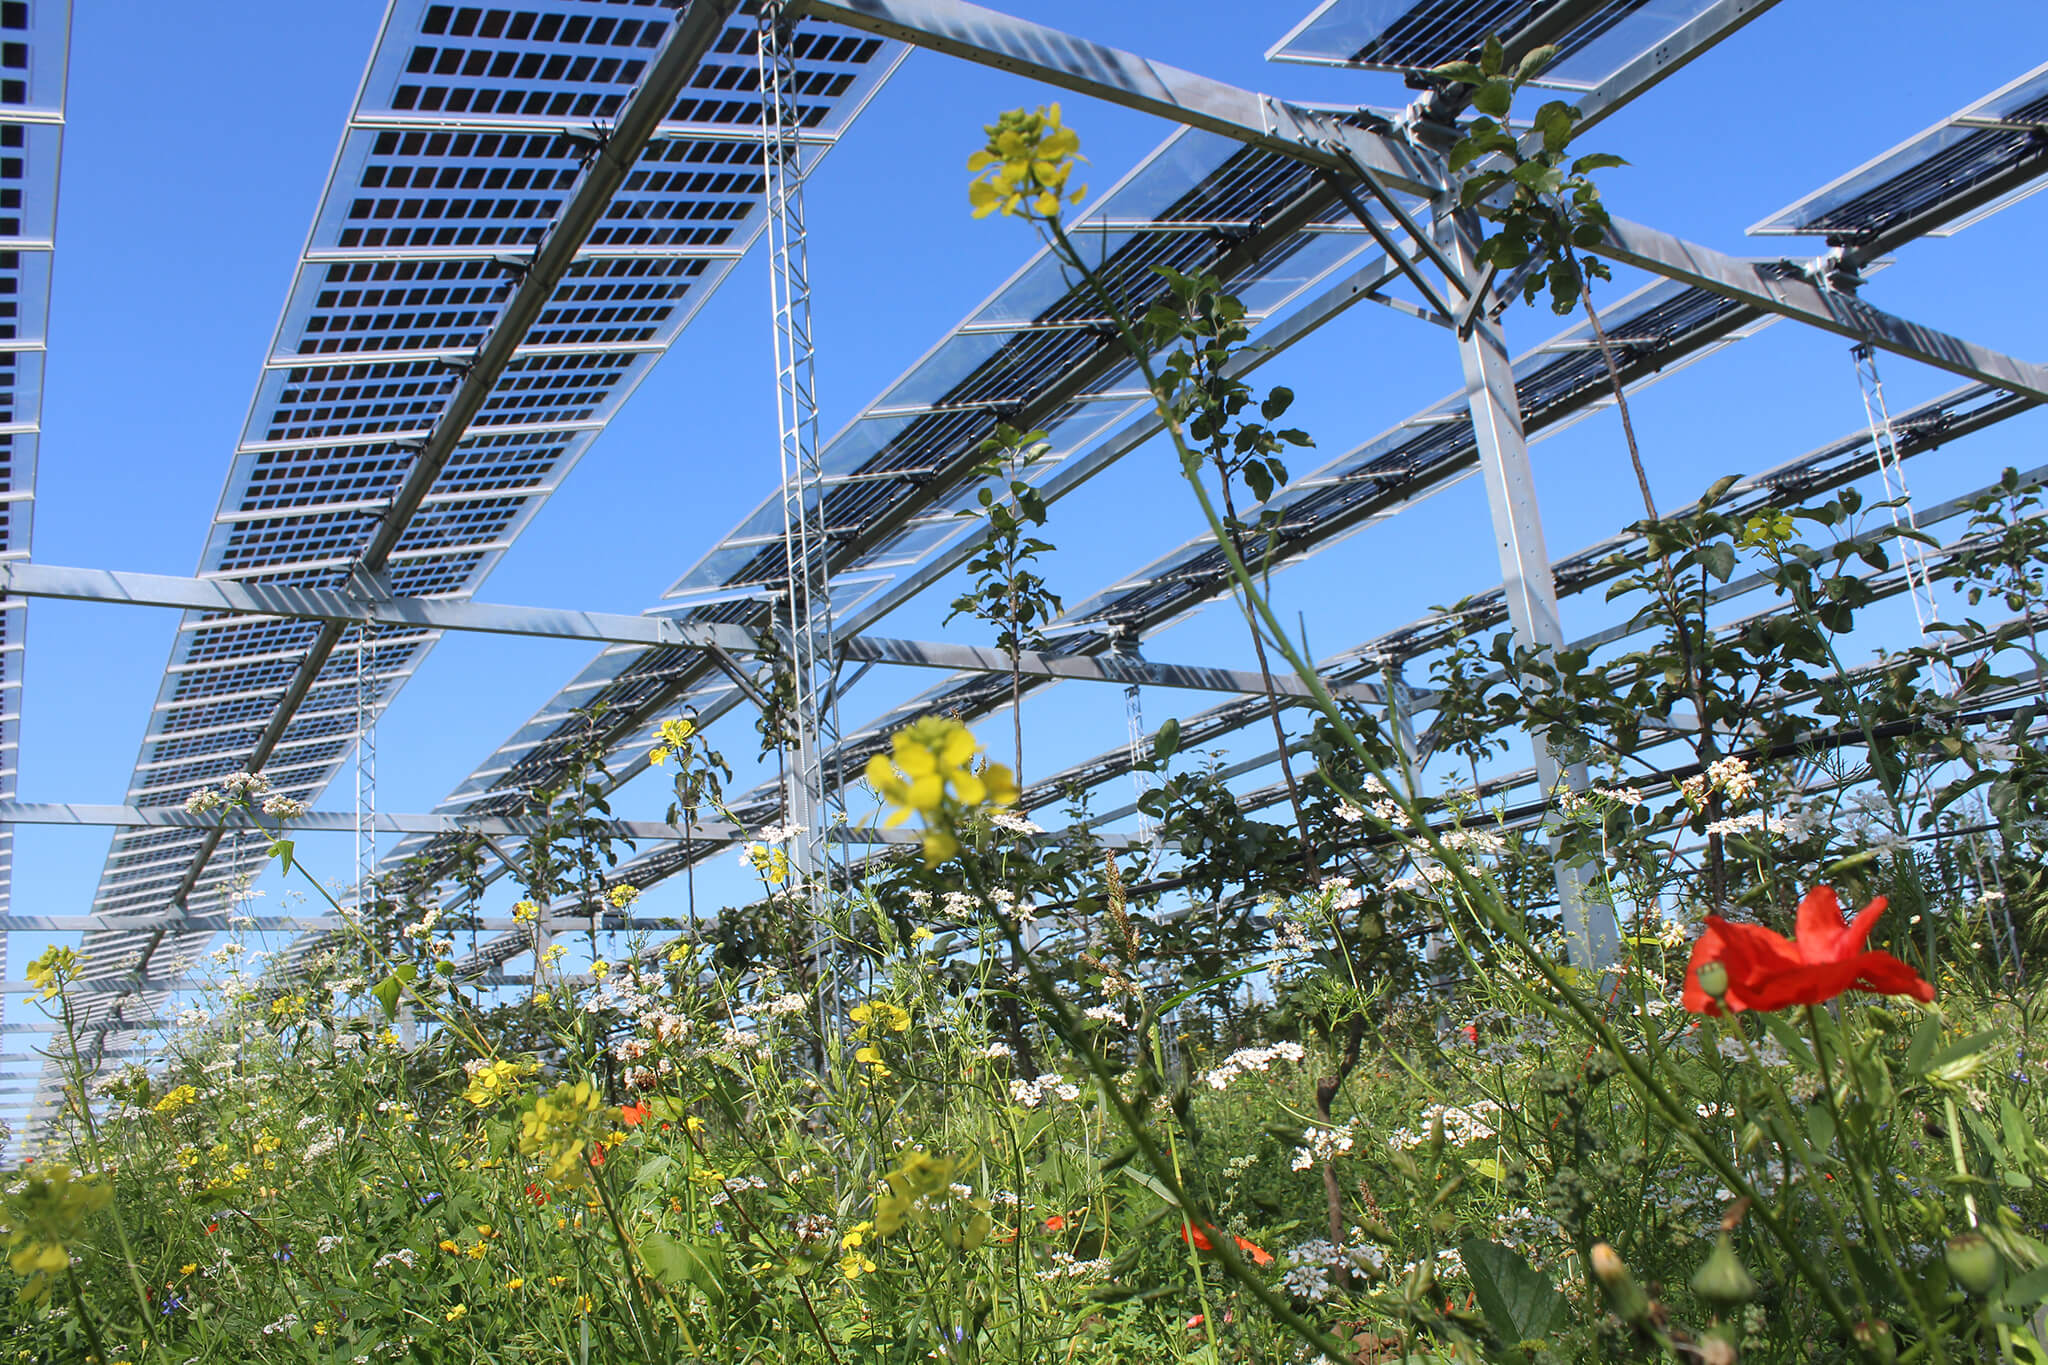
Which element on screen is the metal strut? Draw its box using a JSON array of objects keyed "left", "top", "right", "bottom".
[{"left": 759, "top": 4, "right": 845, "bottom": 978}]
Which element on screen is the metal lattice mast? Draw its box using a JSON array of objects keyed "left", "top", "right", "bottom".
[
  {"left": 353, "top": 624, "right": 377, "bottom": 913},
  {"left": 759, "top": 5, "right": 845, "bottom": 943},
  {"left": 1853, "top": 344, "right": 1947, "bottom": 656}
]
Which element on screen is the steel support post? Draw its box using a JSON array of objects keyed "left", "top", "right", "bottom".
[
  {"left": 761, "top": 2, "right": 846, "bottom": 1003},
  {"left": 1445, "top": 216, "right": 1616, "bottom": 970}
]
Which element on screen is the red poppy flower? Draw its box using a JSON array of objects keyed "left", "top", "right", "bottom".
[
  {"left": 620, "top": 1103, "right": 649, "bottom": 1128},
  {"left": 525, "top": 1182, "right": 550, "bottom": 1207},
  {"left": 589, "top": 1142, "right": 606, "bottom": 1167},
  {"left": 1044, "top": 1214, "right": 1067, "bottom": 1232},
  {"left": 1178, "top": 1222, "right": 1273, "bottom": 1267},
  {"left": 1682, "top": 887, "right": 1935, "bottom": 1016}
]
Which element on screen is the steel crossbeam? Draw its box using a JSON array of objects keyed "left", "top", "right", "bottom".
[
  {"left": 1588, "top": 217, "right": 2048, "bottom": 401},
  {"left": 795, "top": 0, "right": 1443, "bottom": 198}
]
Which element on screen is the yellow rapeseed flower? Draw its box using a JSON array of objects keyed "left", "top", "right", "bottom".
[
  {"left": 152, "top": 1085, "right": 199, "bottom": 1118},
  {"left": 968, "top": 104, "right": 1087, "bottom": 219},
  {"left": 24, "top": 945, "right": 83, "bottom": 1002},
  {"left": 865, "top": 717, "right": 1019, "bottom": 865}
]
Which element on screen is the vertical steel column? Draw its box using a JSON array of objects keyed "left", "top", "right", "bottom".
[
  {"left": 759, "top": 5, "right": 845, "bottom": 974},
  {"left": 1445, "top": 215, "right": 1616, "bottom": 970}
]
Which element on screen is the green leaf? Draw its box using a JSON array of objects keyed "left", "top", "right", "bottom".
[
  {"left": 1471, "top": 78, "right": 1513, "bottom": 118},
  {"left": 1514, "top": 44, "right": 1558, "bottom": 85},
  {"left": 1121, "top": 1165, "right": 1180, "bottom": 1207},
  {"left": 372, "top": 974, "right": 402, "bottom": 1021},
  {"left": 1699, "top": 541, "right": 1736, "bottom": 583},
  {"left": 2006, "top": 1264, "right": 2048, "bottom": 1308},
  {"left": 1459, "top": 1235, "right": 1565, "bottom": 1346},
  {"left": 1804, "top": 1102, "right": 1837, "bottom": 1159},
  {"left": 271, "top": 838, "right": 296, "bottom": 877},
  {"left": 1571, "top": 152, "right": 1628, "bottom": 175},
  {"left": 1430, "top": 60, "right": 1485, "bottom": 84},
  {"left": 1153, "top": 717, "right": 1181, "bottom": 762},
  {"left": 642, "top": 1233, "right": 727, "bottom": 1305}
]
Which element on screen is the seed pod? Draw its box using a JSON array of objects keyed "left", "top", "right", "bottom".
[
  {"left": 1692, "top": 1232, "right": 1757, "bottom": 1309},
  {"left": 1944, "top": 1232, "right": 2000, "bottom": 1295},
  {"left": 1695, "top": 960, "right": 1730, "bottom": 1000},
  {"left": 1591, "top": 1242, "right": 1652, "bottom": 1323}
]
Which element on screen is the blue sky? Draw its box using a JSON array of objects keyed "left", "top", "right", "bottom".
[{"left": 9, "top": 0, "right": 2048, "bottom": 1036}]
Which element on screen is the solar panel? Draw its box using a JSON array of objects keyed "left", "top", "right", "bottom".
[
  {"left": 0, "top": 0, "right": 67, "bottom": 940},
  {"left": 1266, "top": 0, "right": 1725, "bottom": 90},
  {"left": 1749, "top": 61, "right": 2048, "bottom": 245},
  {"left": 67, "top": 0, "right": 899, "bottom": 1013}
]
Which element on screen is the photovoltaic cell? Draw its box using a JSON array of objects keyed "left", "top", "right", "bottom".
[
  {"left": 66, "top": 0, "right": 898, "bottom": 1018},
  {"left": 1265, "top": 0, "right": 1722, "bottom": 89},
  {"left": 1749, "top": 62, "right": 2048, "bottom": 243}
]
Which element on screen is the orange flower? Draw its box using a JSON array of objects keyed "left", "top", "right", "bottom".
[
  {"left": 1178, "top": 1222, "right": 1273, "bottom": 1267},
  {"left": 1682, "top": 886, "right": 1935, "bottom": 1016},
  {"left": 1044, "top": 1213, "right": 1067, "bottom": 1232},
  {"left": 620, "top": 1103, "right": 650, "bottom": 1128}
]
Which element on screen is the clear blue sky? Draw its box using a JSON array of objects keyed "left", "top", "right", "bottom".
[{"left": 9, "top": 0, "right": 2048, "bottom": 1039}]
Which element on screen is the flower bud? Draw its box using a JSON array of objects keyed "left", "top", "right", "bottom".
[
  {"left": 1591, "top": 1242, "right": 1651, "bottom": 1323},
  {"left": 1694, "top": 960, "right": 1729, "bottom": 1000},
  {"left": 1944, "top": 1232, "right": 2000, "bottom": 1295},
  {"left": 1691, "top": 1232, "right": 1756, "bottom": 1309}
]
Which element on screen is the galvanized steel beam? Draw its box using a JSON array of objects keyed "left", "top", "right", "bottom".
[{"left": 796, "top": 0, "right": 1443, "bottom": 197}]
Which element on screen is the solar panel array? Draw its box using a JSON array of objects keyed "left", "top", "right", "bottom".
[
  {"left": 703, "top": 277, "right": 1775, "bottom": 828},
  {"left": 1026, "top": 382, "right": 2041, "bottom": 814},
  {"left": 0, "top": 0, "right": 66, "bottom": 940},
  {"left": 1749, "top": 61, "right": 2048, "bottom": 247},
  {"left": 67, "top": 0, "right": 898, "bottom": 1023},
  {"left": 373, "top": 126, "right": 1394, "bottom": 886}
]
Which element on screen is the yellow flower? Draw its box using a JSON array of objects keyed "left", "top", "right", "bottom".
[
  {"left": 438, "top": 1239, "right": 460, "bottom": 1255},
  {"left": 745, "top": 842, "right": 792, "bottom": 884},
  {"left": 445, "top": 1303, "right": 468, "bottom": 1323},
  {"left": 606, "top": 884, "right": 640, "bottom": 909},
  {"left": 591, "top": 960, "right": 610, "bottom": 980},
  {"left": 650, "top": 715, "right": 697, "bottom": 765},
  {"left": 512, "top": 899, "right": 540, "bottom": 925},
  {"left": 463, "top": 1058, "right": 533, "bottom": 1108},
  {"left": 865, "top": 717, "right": 1019, "bottom": 865},
  {"left": 518, "top": 1079, "right": 605, "bottom": 1185},
  {"left": 548, "top": 1275, "right": 570, "bottom": 1288},
  {"left": 23, "top": 945, "right": 83, "bottom": 1002},
  {"left": 853, "top": 1044, "right": 892, "bottom": 1080},
  {"left": 851, "top": 1001, "right": 911, "bottom": 1035},
  {"left": 575, "top": 1294, "right": 594, "bottom": 1314},
  {"left": 840, "top": 1250, "right": 877, "bottom": 1279},
  {"left": 152, "top": 1084, "right": 199, "bottom": 1117},
  {"left": 506, "top": 1277, "right": 524, "bottom": 1290},
  {"left": 178, "top": 1263, "right": 196, "bottom": 1276},
  {"left": 968, "top": 104, "right": 1087, "bottom": 219}
]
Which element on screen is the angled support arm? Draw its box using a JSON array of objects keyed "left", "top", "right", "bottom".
[{"left": 1589, "top": 216, "right": 2048, "bottom": 401}]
